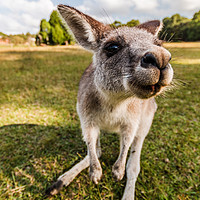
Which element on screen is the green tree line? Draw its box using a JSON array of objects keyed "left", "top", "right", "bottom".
[
  {"left": 110, "top": 10, "right": 200, "bottom": 42},
  {"left": 2, "top": 9, "right": 199, "bottom": 46},
  {"left": 160, "top": 10, "right": 200, "bottom": 41},
  {"left": 37, "top": 9, "right": 200, "bottom": 45}
]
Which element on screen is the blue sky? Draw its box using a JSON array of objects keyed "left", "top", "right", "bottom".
[{"left": 0, "top": 0, "right": 200, "bottom": 34}]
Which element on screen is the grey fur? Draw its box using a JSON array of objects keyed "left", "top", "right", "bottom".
[{"left": 47, "top": 5, "right": 173, "bottom": 199}]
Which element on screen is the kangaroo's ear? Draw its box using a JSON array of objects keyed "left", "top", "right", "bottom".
[
  {"left": 137, "top": 20, "right": 163, "bottom": 36},
  {"left": 58, "top": 4, "right": 111, "bottom": 51}
]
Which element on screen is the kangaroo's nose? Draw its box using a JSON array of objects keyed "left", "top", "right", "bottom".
[
  {"left": 141, "top": 48, "right": 171, "bottom": 69},
  {"left": 141, "top": 53, "right": 159, "bottom": 68}
]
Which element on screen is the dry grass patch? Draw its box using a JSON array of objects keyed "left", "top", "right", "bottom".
[{"left": 164, "top": 42, "right": 200, "bottom": 48}]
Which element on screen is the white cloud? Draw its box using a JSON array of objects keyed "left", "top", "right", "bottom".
[
  {"left": 0, "top": 0, "right": 55, "bottom": 34},
  {"left": 162, "top": 0, "right": 200, "bottom": 11},
  {"left": 1, "top": 0, "right": 200, "bottom": 34},
  {"left": 94, "top": 0, "right": 133, "bottom": 14},
  {"left": 79, "top": 0, "right": 159, "bottom": 14},
  {"left": 76, "top": 0, "right": 161, "bottom": 24},
  {"left": 132, "top": 0, "right": 158, "bottom": 11},
  {"left": 76, "top": 0, "right": 200, "bottom": 23}
]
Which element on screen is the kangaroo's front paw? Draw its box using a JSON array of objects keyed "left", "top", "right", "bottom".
[
  {"left": 89, "top": 164, "right": 102, "bottom": 184},
  {"left": 112, "top": 162, "right": 125, "bottom": 181}
]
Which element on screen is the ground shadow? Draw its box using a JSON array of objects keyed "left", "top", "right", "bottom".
[
  {"left": 0, "top": 123, "right": 123, "bottom": 199},
  {"left": 0, "top": 123, "right": 88, "bottom": 199}
]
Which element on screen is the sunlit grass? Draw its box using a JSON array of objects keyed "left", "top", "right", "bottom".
[
  {"left": 172, "top": 58, "right": 200, "bottom": 65},
  {"left": 164, "top": 42, "right": 200, "bottom": 48},
  {"left": 0, "top": 44, "right": 199, "bottom": 199}
]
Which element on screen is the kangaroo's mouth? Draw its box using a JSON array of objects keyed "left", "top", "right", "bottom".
[
  {"left": 127, "top": 75, "right": 172, "bottom": 99},
  {"left": 150, "top": 83, "right": 162, "bottom": 94},
  {"left": 133, "top": 83, "right": 163, "bottom": 99},
  {"left": 140, "top": 83, "right": 161, "bottom": 94},
  {"left": 128, "top": 79, "right": 163, "bottom": 98}
]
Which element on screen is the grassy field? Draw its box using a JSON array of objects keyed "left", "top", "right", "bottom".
[{"left": 0, "top": 43, "right": 199, "bottom": 200}]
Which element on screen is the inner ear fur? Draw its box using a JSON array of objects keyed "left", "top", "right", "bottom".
[
  {"left": 58, "top": 4, "right": 111, "bottom": 51},
  {"left": 137, "top": 20, "right": 163, "bottom": 36}
]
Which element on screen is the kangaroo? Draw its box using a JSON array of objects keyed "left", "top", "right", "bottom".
[{"left": 46, "top": 5, "right": 173, "bottom": 200}]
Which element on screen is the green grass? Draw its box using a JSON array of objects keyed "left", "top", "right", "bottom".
[{"left": 0, "top": 44, "right": 199, "bottom": 200}]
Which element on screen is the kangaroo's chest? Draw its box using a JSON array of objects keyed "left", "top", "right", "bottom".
[{"left": 97, "top": 99, "right": 141, "bottom": 133}]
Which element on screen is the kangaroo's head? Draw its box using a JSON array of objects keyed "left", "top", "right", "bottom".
[{"left": 58, "top": 5, "right": 173, "bottom": 99}]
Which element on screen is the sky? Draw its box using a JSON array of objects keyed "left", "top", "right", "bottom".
[{"left": 0, "top": 0, "right": 200, "bottom": 35}]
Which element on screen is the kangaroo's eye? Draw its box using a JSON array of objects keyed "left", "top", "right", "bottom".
[{"left": 104, "top": 43, "right": 121, "bottom": 57}]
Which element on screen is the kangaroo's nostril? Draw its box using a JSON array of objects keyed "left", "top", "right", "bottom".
[{"left": 141, "top": 53, "right": 159, "bottom": 68}]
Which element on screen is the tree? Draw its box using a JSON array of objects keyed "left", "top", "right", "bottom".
[
  {"left": 39, "top": 19, "right": 51, "bottom": 44},
  {"left": 162, "top": 14, "right": 190, "bottom": 28},
  {"left": 126, "top": 19, "right": 140, "bottom": 27},
  {"left": 40, "top": 19, "right": 51, "bottom": 33},
  {"left": 49, "top": 10, "right": 75, "bottom": 45},
  {"left": 51, "top": 24, "right": 65, "bottom": 45},
  {"left": 192, "top": 10, "right": 200, "bottom": 21},
  {"left": 37, "top": 10, "right": 75, "bottom": 45},
  {"left": 110, "top": 19, "right": 140, "bottom": 29},
  {"left": 49, "top": 11, "right": 67, "bottom": 45},
  {"left": 49, "top": 11, "right": 62, "bottom": 27},
  {"left": 160, "top": 14, "right": 191, "bottom": 41},
  {"left": 49, "top": 11, "right": 75, "bottom": 45},
  {"left": 186, "top": 21, "right": 200, "bottom": 41},
  {"left": 0, "top": 32, "right": 7, "bottom": 37},
  {"left": 110, "top": 20, "right": 123, "bottom": 28}
]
